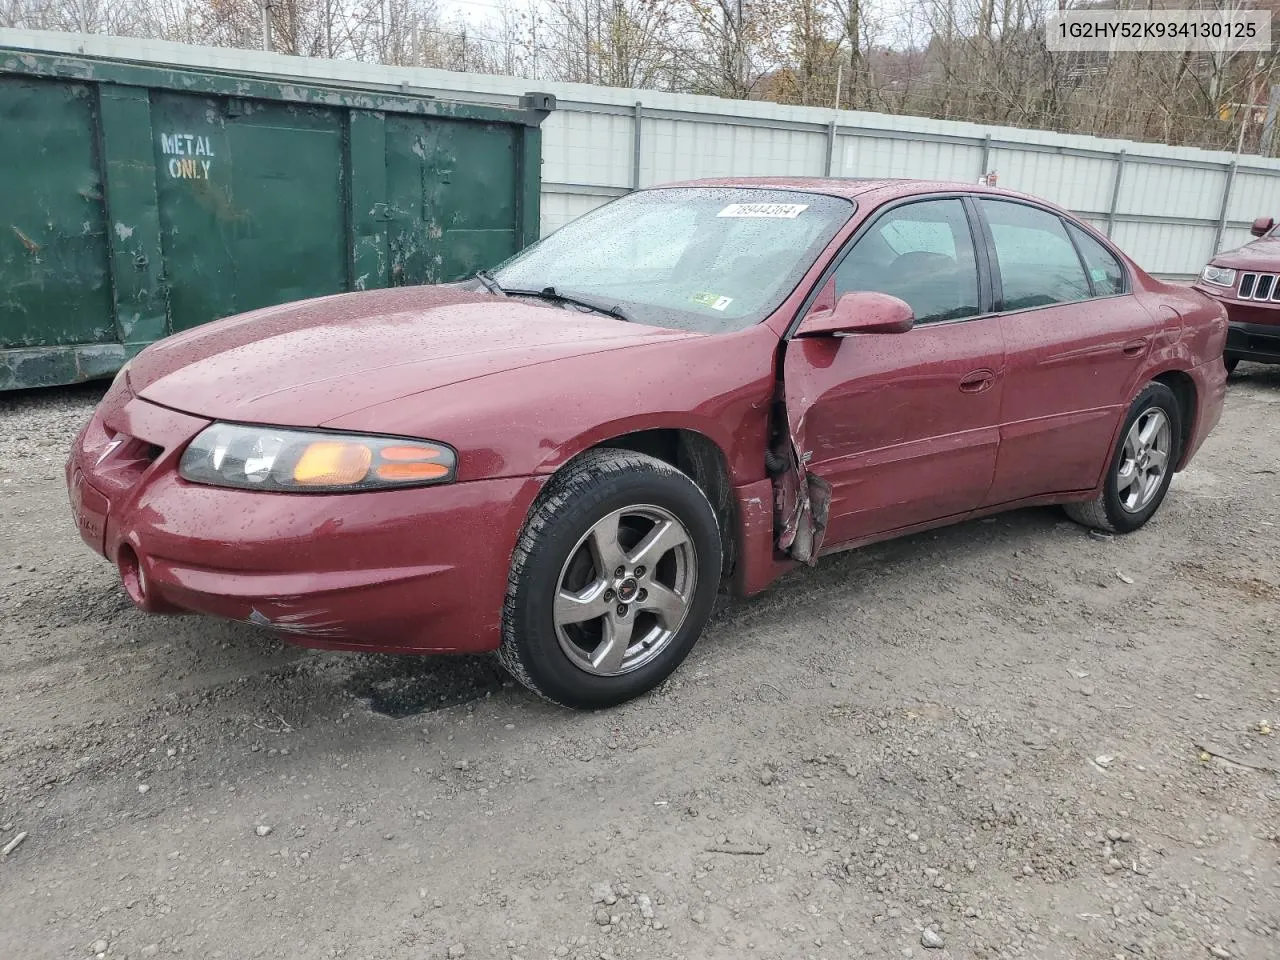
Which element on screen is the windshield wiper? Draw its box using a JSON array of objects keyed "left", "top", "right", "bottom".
[
  {"left": 504, "top": 285, "right": 631, "bottom": 322},
  {"left": 474, "top": 269, "right": 504, "bottom": 295}
]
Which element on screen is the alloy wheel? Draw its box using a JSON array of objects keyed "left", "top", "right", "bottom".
[
  {"left": 553, "top": 505, "right": 697, "bottom": 677},
  {"left": 1116, "top": 408, "right": 1172, "bottom": 513}
]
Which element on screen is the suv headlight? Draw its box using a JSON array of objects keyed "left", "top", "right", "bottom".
[
  {"left": 1200, "top": 264, "right": 1237, "bottom": 287},
  {"left": 179, "top": 422, "right": 456, "bottom": 492}
]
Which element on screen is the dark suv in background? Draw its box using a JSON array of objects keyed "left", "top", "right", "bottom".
[{"left": 1195, "top": 217, "right": 1280, "bottom": 373}]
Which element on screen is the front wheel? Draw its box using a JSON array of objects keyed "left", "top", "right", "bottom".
[
  {"left": 1064, "top": 381, "right": 1182, "bottom": 534},
  {"left": 498, "top": 449, "right": 722, "bottom": 709}
]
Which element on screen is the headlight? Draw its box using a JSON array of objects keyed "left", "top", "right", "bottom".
[
  {"left": 179, "top": 423, "right": 457, "bottom": 492},
  {"left": 1200, "top": 265, "right": 1236, "bottom": 287}
]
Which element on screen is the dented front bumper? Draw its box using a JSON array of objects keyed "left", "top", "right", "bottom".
[{"left": 66, "top": 376, "right": 545, "bottom": 654}]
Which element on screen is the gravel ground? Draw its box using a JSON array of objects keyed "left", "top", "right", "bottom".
[{"left": 1, "top": 366, "right": 1277, "bottom": 960}]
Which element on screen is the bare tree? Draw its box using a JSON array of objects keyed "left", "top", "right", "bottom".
[
  {"left": 539, "top": 0, "right": 677, "bottom": 87},
  {"left": 8, "top": 0, "right": 1280, "bottom": 152}
]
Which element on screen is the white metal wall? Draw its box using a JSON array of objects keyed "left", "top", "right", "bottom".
[{"left": 7, "top": 27, "right": 1280, "bottom": 279}]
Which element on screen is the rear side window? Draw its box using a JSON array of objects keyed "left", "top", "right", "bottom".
[
  {"left": 835, "top": 198, "right": 980, "bottom": 323},
  {"left": 1066, "top": 222, "right": 1126, "bottom": 296},
  {"left": 980, "top": 200, "right": 1091, "bottom": 310}
]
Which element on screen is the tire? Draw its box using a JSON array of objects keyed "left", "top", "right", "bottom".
[
  {"left": 1064, "top": 381, "right": 1182, "bottom": 534},
  {"left": 1225, "top": 356, "right": 1240, "bottom": 376},
  {"left": 498, "top": 448, "right": 722, "bottom": 709}
]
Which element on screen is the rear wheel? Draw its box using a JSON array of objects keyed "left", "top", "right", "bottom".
[
  {"left": 499, "top": 449, "right": 722, "bottom": 709},
  {"left": 1064, "top": 382, "right": 1182, "bottom": 534}
]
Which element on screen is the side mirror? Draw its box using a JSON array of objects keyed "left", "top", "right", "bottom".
[
  {"left": 796, "top": 291, "right": 915, "bottom": 337},
  {"left": 1251, "top": 216, "right": 1274, "bottom": 237}
]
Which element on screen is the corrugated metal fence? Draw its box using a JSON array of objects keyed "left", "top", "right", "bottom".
[{"left": 6, "top": 28, "right": 1280, "bottom": 279}]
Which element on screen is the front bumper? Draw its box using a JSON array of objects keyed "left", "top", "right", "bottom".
[
  {"left": 1225, "top": 320, "right": 1280, "bottom": 365},
  {"left": 67, "top": 380, "right": 545, "bottom": 653}
]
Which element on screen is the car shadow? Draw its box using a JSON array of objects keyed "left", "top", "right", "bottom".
[
  {"left": 1229, "top": 360, "right": 1280, "bottom": 388},
  {"left": 328, "top": 505, "right": 1073, "bottom": 719},
  {"left": 343, "top": 652, "right": 508, "bottom": 718}
]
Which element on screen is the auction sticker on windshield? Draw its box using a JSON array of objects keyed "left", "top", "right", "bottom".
[
  {"left": 717, "top": 203, "right": 809, "bottom": 218},
  {"left": 691, "top": 292, "right": 733, "bottom": 310}
]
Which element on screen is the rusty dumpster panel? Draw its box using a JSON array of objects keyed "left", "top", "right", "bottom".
[
  {"left": 149, "top": 93, "right": 349, "bottom": 332},
  {"left": 1, "top": 78, "right": 116, "bottom": 358},
  {"left": 0, "top": 48, "right": 551, "bottom": 390}
]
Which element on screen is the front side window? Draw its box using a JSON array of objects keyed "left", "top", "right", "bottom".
[
  {"left": 490, "top": 188, "right": 853, "bottom": 333},
  {"left": 981, "top": 200, "right": 1091, "bottom": 310},
  {"left": 834, "top": 198, "right": 980, "bottom": 323},
  {"left": 1066, "top": 222, "right": 1126, "bottom": 296}
]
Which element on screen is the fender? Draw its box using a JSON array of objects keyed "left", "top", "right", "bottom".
[{"left": 534, "top": 411, "right": 753, "bottom": 479}]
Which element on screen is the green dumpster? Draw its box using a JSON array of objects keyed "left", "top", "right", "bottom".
[{"left": 0, "top": 47, "right": 553, "bottom": 390}]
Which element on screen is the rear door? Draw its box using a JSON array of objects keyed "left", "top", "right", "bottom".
[
  {"left": 975, "top": 199, "right": 1160, "bottom": 505},
  {"left": 781, "top": 196, "right": 1006, "bottom": 554}
]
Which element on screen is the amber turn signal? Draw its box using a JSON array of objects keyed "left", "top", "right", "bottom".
[
  {"left": 380, "top": 444, "right": 447, "bottom": 462},
  {"left": 293, "top": 442, "right": 373, "bottom": 485},
  {"left": 376, "top": 461, "right": 451, "bottom": 481}
]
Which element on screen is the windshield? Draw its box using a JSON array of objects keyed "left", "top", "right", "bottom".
[{"left": 488, "top": 188, "right": 853, "bottom": 333}]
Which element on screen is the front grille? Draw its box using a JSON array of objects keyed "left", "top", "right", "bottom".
[{"left": 1238, "top": 272, "right": 1280, "bottom": 301}]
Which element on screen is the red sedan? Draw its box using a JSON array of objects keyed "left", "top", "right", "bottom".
[{"left": 68, "top": 178, "right": 1228, "bottom": 708}]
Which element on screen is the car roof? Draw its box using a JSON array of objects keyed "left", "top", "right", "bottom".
[{"left": 659, "top": 176, "right": 1046, "bottom": 206}]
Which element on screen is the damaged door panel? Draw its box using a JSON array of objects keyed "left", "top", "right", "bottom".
[
  {"left": 775, "top": 321, "right": 1006, "bottom": 562},
  {"left": 770, "top": 380, "right": 831, "bottom": 565},
  {"left": 772, "top": 194, "right": 1010, "bottom": 561}
]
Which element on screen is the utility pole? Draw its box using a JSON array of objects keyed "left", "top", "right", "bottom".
[
  {"left": 614, "top": 0, "right": 624, "bottom": 84},
  {"left": 261, "top": 1, "right": 271, "bottom": 51},
  {"left": 531, "top": 14, "right": 539, "bottom": 80},
  {"left": 584, "top": 0, "right": 592, "bottom": 83},
  {"left": 735, "top": 0, "right": 744, "bottom": 90},
  {"left": 846, "top": 0, "right": 860, "bottom": 110}
]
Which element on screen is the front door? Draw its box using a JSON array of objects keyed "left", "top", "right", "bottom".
[
  {"left": 782, "top": 197, "right": 1007, "bottom": 551},
  {"left": 976, "top": 200, "right": 1160, "bottom": 504}
]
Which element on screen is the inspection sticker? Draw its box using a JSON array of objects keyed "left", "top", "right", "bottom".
[
  {"left": 717, "top": 203, "right": 808, "bottom": 219},
  {"left": 691, "top": 292, "right": 734, "bottom": 311}
]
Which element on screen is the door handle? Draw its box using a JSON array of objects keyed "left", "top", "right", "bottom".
[
  {"left": 959, "top": 369, "right": 995, "bottom": 393},
  {"left": 1122, "top": 337, "right": 1150, "bottom": 357}
]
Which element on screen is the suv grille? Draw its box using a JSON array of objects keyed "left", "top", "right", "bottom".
[{"left": 1238, "top": 272, "right": 1280, "bottom": 301}]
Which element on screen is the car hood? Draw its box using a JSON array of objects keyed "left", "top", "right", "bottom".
[
  {"left": 1211, "top": 236, "right": 1280, "bottom": 270},
  {"left": 132, "top": 286, "right": 697, "bottom": 425}
]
